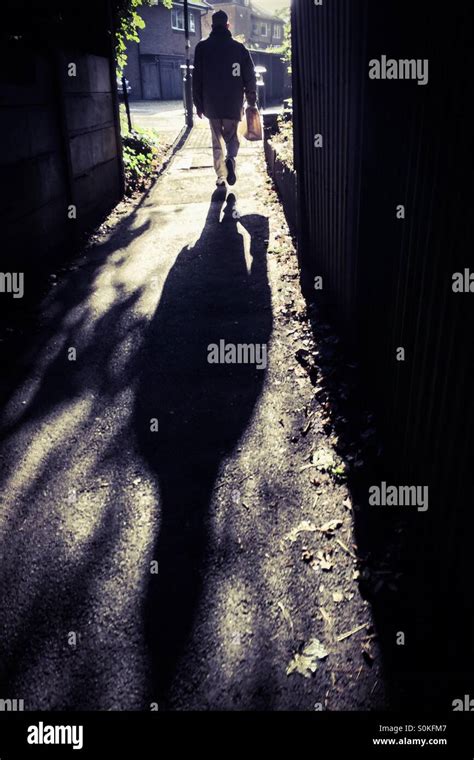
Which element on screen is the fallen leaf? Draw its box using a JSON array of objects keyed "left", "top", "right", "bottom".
[
  {"left": 317, "top": 550, "right": 334, "bottom": 571},
  {"left": 318, "top": 519, "right": 343, "bottom": 536},
  {"left": 285, "top": 520, "right": 317, "bottom": 543},
  {"left": 286, "top": 638, "right": 329, "bottom": 678},
  {"left": 312, "top": 449, "right": 335, "bottom": 471},
  {"left": 332, "top": 591, "right": 344, "bottom": 603}
]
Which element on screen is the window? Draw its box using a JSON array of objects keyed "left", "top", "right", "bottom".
[
  {"left": 260, "top": 23, "right": 268, "bottom": 37},
  {"left": 171, "top": 8, "right": 195, "bottom": 32},
  {"left": 273, "top": 25, "right": 282, "bottom": 40},
  {"left": 252, "top": 23, "right": 258, "bottom": 35},
  {"left": 171, "top": 9, "right": 184, "bottom": 30}
]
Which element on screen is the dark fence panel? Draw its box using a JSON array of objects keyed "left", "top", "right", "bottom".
[
  {"left": 292, "top": 0, "right": 474, "bottom": 700},
  {"left": 250, "top": 50, "right": 288, "bottom": 104}
]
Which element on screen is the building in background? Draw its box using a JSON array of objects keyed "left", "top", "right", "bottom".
[
  {"left": 202, "top": 0, "right": 285, "bottom": 50},
  {"left": 124, "top": 0, "right": 288, "bottom": 104},
  {"left": 124, "top": 0, "right": 212, "bottom": 101},
  {"left": 201, "top": 1, "right": 289, "bottom": 105}
]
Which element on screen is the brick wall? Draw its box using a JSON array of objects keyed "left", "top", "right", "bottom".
[
  {"left": 202, "top": 4, "right": 253, "bottom": 41},
  {"left": 137, "top": 4, "right": 205, "bottom": 58},
  {"left": 124, "top": 3, "right": 211, "bottom": 100},
  {"left": 202, "top": 4, "right": 284, "bottom": 49},
  {"left": 250, "top": 16, "right": 284, "bottom": 48}
]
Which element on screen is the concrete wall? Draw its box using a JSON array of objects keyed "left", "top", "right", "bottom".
[
  {"left": 1, "top": 51, "right": 68, "bottom": 267},
  {"left": 64, "top": 53, "right": 122, "bottom": 231},
  {"left": 0, "top": 48, "right": 122, "bottom": 268}
]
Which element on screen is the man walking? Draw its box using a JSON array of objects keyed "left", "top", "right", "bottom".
[{"left": 192, "top": 10, "right": 257, "bottom": 187}]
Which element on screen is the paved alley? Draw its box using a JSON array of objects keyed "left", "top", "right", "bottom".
[
  {"left": 0, "top": 120, "right": 385, "bottom": 711},
  {"left": 129, "top": 100, "right": 187, "bottom": 144}
]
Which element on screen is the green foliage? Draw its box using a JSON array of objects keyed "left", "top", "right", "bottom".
[
  {"left": 279, "top": 10, "right": 292, "bottom": 75},
  {"left": 114, "top": 0, "right": 172, "bottom": 73},
  {"left": 270, "top": 113, "right": 294, "bottom": 171},
  {"left": 266, "top": 8, "right": 291, "bottom": 74},
  {"left": 122, "top": 127, "right": 165, "bottom": 194},
  {"left": 119, "top": 104, "right": 131, "bottom": 136}
]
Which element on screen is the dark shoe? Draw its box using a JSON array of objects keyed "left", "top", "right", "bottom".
[{"left": 226, "top": 157, "right": 236, "bottom": 186}]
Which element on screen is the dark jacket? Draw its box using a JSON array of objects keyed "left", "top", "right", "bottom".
[{"left": 192, "top": 27, "right": 257, "bottom": 121}]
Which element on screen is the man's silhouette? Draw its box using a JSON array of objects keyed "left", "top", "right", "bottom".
[{"left": 192, "top": 10, "right": 257, "bottom": 187}]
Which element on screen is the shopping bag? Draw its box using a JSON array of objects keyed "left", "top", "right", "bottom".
[{"left": 242, "top": 106, "right": 263, "bottom": 142}]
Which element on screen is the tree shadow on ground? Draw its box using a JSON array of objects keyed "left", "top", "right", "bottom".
[{"left": 134, "top": 190, "right": 273, "bottom": 705}]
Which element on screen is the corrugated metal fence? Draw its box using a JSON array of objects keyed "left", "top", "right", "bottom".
[{"left": 292, "top": 0, "right": 474, "bottom": 699}]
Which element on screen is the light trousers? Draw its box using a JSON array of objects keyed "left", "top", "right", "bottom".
[{"left": 209, "top": 118, "right": 240, "bottom": 179}]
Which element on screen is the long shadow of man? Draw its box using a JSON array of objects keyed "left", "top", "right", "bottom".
[{"left": 134, "top": 190, "right": 272, "bottom": 704}]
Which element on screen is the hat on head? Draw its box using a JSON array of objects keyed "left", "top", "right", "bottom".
[{"left": 212, "top": 10, "right": 228, "bottom": 28}]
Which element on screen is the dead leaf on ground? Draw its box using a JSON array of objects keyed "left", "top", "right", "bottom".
[
  {"left": 286, "top": 638, "right": 329, "bottom": 678},
  {"left": 317, "top": 550, "right": 334, "bottom": 571},
  {"left": 312, "top": 449, "right": 336, "bottom": 471},
  {"left": 285, "top": 520, "right": 317, "bottom": 543},
  {"left": 318, "top": 519, "right": 343, "bottom": 536}
]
